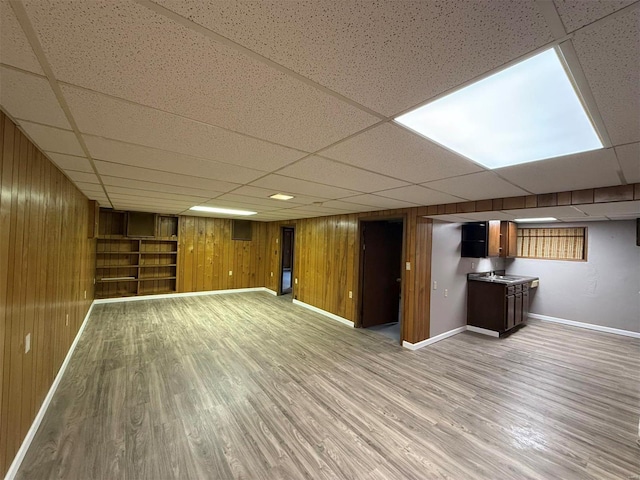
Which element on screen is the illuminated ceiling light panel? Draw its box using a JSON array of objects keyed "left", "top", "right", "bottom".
[
  {"left": 269, "top": 193, "right": 295, "bottom": 200},
  {"left": 514, "top": 217, "right": 558, "bottom": 223},
  {"left": 395, "top": 48, "right": 603, "bottom": 169},
  {"left": 189, "top": 206, "right": 257, "bottom": 216}
]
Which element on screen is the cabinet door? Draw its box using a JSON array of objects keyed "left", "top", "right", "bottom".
[
  {"left": 488, "top": 220, "right": 501, "bottom": 257},
  {"left": 506, "top": 294, "right": 515, "bottom": 330},
  {"left": 522, "top": 288, "right": 530, "bottom": 322},
  {"left": 515, "top": 293, "right": 523, "bottom": 325}
]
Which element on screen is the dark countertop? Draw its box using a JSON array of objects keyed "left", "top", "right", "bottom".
[{"left": 468, "top": 273, "right": 539, "bottom": 286}]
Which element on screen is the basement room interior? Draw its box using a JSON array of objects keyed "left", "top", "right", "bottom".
[{"left": 0, "top": 1, "right": 639, "bottom": 479}]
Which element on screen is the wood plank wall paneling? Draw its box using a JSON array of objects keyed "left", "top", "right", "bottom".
[
  {"left": 177, "top": 216, "right": 268, "bottom": 293},
  {"left": 0, "top": 111, "right": 95, "bottom": 477},
  {"left": 260, "top": 209, "right": 433, "bottom": 345}
]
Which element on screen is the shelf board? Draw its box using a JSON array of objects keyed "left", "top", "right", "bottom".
[
  {"left": 98, "top": 277, "right": 138, "bottom": 283},
  {"left": 138, "top": 276, "right": 177, "bottom": 281},
  {"left": 97, "top": 251, "right": 140, "bottom": 254},
  {"left": 97, "top": 264, "right": 177, "bottom": 268},
  {"left": 96, "top": 265, "right": 139, "bottom": 269},
  {"left": 140, "top": 251, "right": 178, "bottom": 254},
  {"left": 139, "top": 264, "right": 177, "bottom": 267}
]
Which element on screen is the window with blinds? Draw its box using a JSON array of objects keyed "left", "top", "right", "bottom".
[{"left": 516, "top": 227, "right": 586, "bottom": 260}]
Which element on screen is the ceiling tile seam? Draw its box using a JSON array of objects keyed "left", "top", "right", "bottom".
[
  {"left": 11, "top": 117, "right": 73, "bottom": 133},
  {"left": 8, "top": 0, "right": 115, "bottom": 209},
  {"left": 564, "top": 0, "right": 640, "bottom": 35},
  {"left": 371, "top": 184, "right": 469, "bottom": 202},
  {"left": 338, "top": 194, "right": 422, "bottom": 206},
  {"left": 79, "top": 134, "right": 272, "bottom": 174},
  {"left": 135, "top": 0, "right": 386, "bottom": 121},
  {"left": 0, "top": 62, "right": 47, "bottom": 78},
  {"left": 60, "top": 82, "right": 311, "bottom": 155},
  {"left": 535, "top": 0, "right": 568, "bottom": 39},
  {"left": 312, "top": 153, "right": 420, "bottom": 185},
  {"left": 100, "top": 184, "right": 226, "bottom": 197},
  {"left": 76, "top": 157, "right": 243, "bottom": 187},
  {"left": 611, "top": 150, "right": 629, "bottom": 185}
]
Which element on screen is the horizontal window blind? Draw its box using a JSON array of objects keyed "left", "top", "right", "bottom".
[{"left": 517, "top": 227, "right": 586, "bottom": 260}]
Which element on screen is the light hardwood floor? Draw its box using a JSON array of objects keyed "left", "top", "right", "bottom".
[{"left": 17, "top": 292, "right": 640, "bottom": 479}]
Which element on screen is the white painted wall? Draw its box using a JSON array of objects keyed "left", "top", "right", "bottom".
[
  {"left": 506, "top": 220, "right": 640, "bottom": 333},
  {"left": 429, "top": 221, "right": 505, "bottom": 337}
]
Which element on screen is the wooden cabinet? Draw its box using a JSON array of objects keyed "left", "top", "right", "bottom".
[
  {"left": 499, "top": 221, "right": 518, "bottom": 258},
  {"left": 467, "top": 280, "right": 531, "bottom": 335},
  {"left": 95, "top": 209, "right": 179, "bottom": 299}
]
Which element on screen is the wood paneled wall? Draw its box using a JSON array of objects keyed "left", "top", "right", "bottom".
[
  {"left": 177, "top": 216, "right": 268, "bottom": 293},
  {"left": 0, "top": 111, "right": 95, "bottom": 477},
  {"left": 261, "top": 209, "right": 433, "bottom": 345}
]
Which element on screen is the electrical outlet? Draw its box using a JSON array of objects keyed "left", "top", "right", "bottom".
[
  {"left": 433, "top": 281, "right": 437, "bottom": 290},
  {"left": 25, "top": 333, "right": 31, "bottom": 353},
  {"left": 295, "top": 278, "right": 298, "bottom": 284},
  {"left": 66, "top": 314, "right": 69, "bottom": 326},
  {"left": 471, "top": 262, "right": 475, "bottom": 269},
  {"left": 405, "top": 262, "right": 411, "bottom": 271},
  {"left": 84, "top": 290, "right": 87, "bottom": 299},
  {"left": 276, "top": 238, "right": 279, "bottom": 243},
  {"left": 228, "top": 270, "right": 233, "bottom": 276},
  {"left": 444, "top": 289, "right": 448, "bottom": 297},
  {"left": 348, "top": 291, "right": 352, "bottom": 299},
  {"left": 270, "top": 272, "right": 273, "bottom": 277}
]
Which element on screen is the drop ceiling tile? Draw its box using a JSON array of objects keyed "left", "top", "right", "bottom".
[
  {"left": 100, "top": 176, "right": 223, "bottom": 199},
  {"left": 25, "top": 1, "right": 378, "bottom": 151},
  {"left": 277, "top": 156, "right": 408, "bottom": 193},
  {"left": 64, "top": 170, "right": 100, "bottom": 184},
  {"left": 376, "top": 185, "right": 465, "bottom": 205},
  {"left": 73, "top": 182, "right": 105, "bottom": 193},
  {"left": 558, "top": 216, "right": 609, "bottom": 222},
  {"left": 18, "top": 122, "right": 83, "bottom": 156},
  {"left": 572, "top": 200, "right": 640, "bottom": 216},
  {"left": 111, "top": 203, "right": 184, "bottom": 215},
  {"left": 321, "top": 123, "right": 482, "bottom": 183},
  {"left": 155, "top": 0, "right": 552, "bottom": 115},
  {"left": 284, "top": 205, "right": 348, "bottom": 215},
  {"left": 107, "top": 193, "right": 197, "bottom": 208},
  {"left": 94, "top": 160, "right": 239, "bottom": 193},
  {"left": 104, "top": 186, "right": 210, "bottom": 203},
  {"left": 250, "top": 174, "right": 360, "bottom": 199},
  {"left": 495, "top": 149, "right": 621, "bottom": 194},
  {"left": 229, "top": 185, "right": 326, "bottom": 205},
  {"left": 572, "top": 9, "right": 640, "bottom": 145},
  {"left": 502, "top": 206, "right": 587, "bottom": 218},
  {"left": 84, "top": 136, "right": 264, "bottom": 184},
  {"left": 553, "top": 0, "right": 635, "bottom": 32},
  {"left": 422, "top": 172, "right": 530, "bottom": 201},
  {"left": 0, "top": 67, "right": 70, "bottom": 129},
  {"left": 319, "top": 200, "right": 374, "bottom": 212},
  {"left": 426, "top": 215, "right": 475, "bottom": 223},
  {"left": 338, "top": 194, "right": 419, "bottom": 209},
  {"left": 199, "top": 199, "right": 278, "bottom": 213},
  {"left": 63, "top": 86, "right": 305, "bottom": 171},
  {"left": 615, "top": 142, "right": 640, "bottom": 184},
  {"left": 606, "top": 213, "right": 639, "bottom": 220},
  {"left": 45, "top": 152, "right": 93, "bottom": 173},
  {"left": 212, "top": 193, "right": 305, "bottom": 209},
  {"left": 0, "top": 0, "right": 44, "bottom": 74},
  {"left": 455, "top": 211, "right": 517, "bottom": 221}
]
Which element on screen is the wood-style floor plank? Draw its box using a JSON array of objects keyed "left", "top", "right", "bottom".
[{"left": 16, "top": 292, "right": 640, "bottom": 479}]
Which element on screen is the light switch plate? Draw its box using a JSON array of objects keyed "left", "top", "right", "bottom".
[
  {"left": 25, "top": 333, "right": 31, "bottom": 353},
  {"left": 405, "top": 262, "right": 411, "bottom": 271}
]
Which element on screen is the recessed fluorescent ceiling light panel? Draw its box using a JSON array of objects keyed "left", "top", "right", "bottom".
[
  {"left": 269, "top": 193, "right": 294, "bottom": 200},
  {"left": 395, "top": 48, "right": 603, "bottom": 169},
  {"left": 514, "top": 217, "right": 558, "bottom": 223},
  {"left": 190, "top": 206, "right": 257, "bottom": 216}
]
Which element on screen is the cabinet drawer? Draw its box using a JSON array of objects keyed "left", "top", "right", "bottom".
[
  {"left": 515, "top": 284, "right": 523, "bottom": 293},
  {"left": 507, "top": 286, "right": 516, "bottom": 295}
]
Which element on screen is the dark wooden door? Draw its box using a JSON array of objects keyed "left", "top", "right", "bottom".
[{"left": 361, "top": 221, "right": 403, "bottom": 328}]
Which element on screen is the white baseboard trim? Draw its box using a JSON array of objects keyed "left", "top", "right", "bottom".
[
  {"left": 263, "top": 288, "right": 278, "bottom": 296},
  {"left": 528, "top": 313, "right": 640, "bottom": 339},
  {"left": 93, "top": 287, "right": 274, "bottom": 304},
  {"left": 402, "top": 326, "right": 467, "bottom": 350},
  {"left": 466, "top": 325, "right": 500, "bottom": 338},
  {"left": 5, "top": 301, "right": 96, "bottom": 480},
  {"left": 292, "top": 299, "right": 354, "bottom": 328}
]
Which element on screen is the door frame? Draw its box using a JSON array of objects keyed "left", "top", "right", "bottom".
[
  {"left": 278, "top": 225, "right": 296, "bottom": 296},
  {"left": 356, "top": 215, "right": 407, "bottom": 343}
]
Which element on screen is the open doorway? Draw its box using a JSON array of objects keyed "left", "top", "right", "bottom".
[
  {"left": 359, "top": 218, "right": 404, "bottom": 343},
  {"left": 280, "top": 226, "right": 295, "bottom": 295}
]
